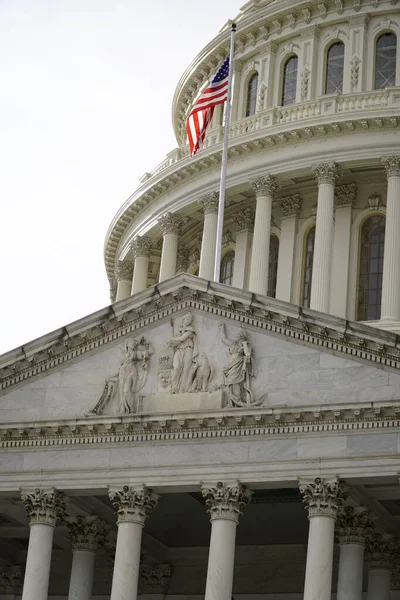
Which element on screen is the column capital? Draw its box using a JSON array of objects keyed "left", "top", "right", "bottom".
[
  {"left": 200, "top": 192, "right": 219, "bottom": 215},
  {"left": 115, "top": 260, "right": 134, "bottom": 282},
  {"left": 312, "top": 162, "right": 342, "bottom": 185},
  {"left": 366, "top": 532, "right": 397, "bottom": 569},
  {"left": 336, "top": 506, "right": 374, "bottom": 545},
  {"left": 21, "top": 487, "right": 66, "bottom": 527},
  {"left": 382, "top": 156, "right": 400, "bottom": 178},
  {"left": 299, "top": 477, "right": 347, "bottom": 519},
  {"left": 201, "top": 481, "right": 252, "bottom": 523},
  {"left": 65, "top": 515, "right": 108, "bottom": 551},
  {"left": 251, "top": 175, "right": 280, "bottom": 198},
  {"left": 335, "top": 183, "right": 357, "bottom": 208},
  {"left": 233, "top": 207, "right": 255, "bottom": 232},
  {"left": 0, "top": 565, "right": 22, "bottom": 594},
  {"left": 140, "top": 563, "right": 172, "bottom": 594},
  {"left": 108, "top": 484, "right": 158, "bottom": 525},
  {"left": 280, "top": 194, "right": 302, "bottom": 218},
  {"left": 131, "top": 236, "right": 153, "bottom": 259},
  {"left": 158, "top": 212, "right": 184, "bottom": 235}
]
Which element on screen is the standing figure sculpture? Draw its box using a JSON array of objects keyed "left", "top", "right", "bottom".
[
  {"left": 219, "top": 324, "right": 256, "bottom": 407},
  {"left": 116, "top": 337, "right": 153, "bottom": 413},
  {"left": 168, "top": 313, "right": 198, "bottom": 393}
]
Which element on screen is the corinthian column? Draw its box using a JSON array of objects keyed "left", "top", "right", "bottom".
[
  {"left": 248, "top": 175, "right": 279, "bottom": 295},
  {"left": 66, "top": 516, "right": 108, "bottom": 600},
  {"left": 202, "top": 481, "right": 252, "bottom": 600},
  {"left": 131, "top": 236, "right": 153, "bottom": 294},
  {"left": 109, "top": 485, "right": 158, "bottom": 600},
  {"left": 199, "top": 192, "right": 219, "bottom": 281},
  {"left": 336, "top": 507, "right": 373, "bottom": 600},
  {"left": 310, "top": 162, "right": 342, "bottom": 313},
  {"left": 21, "top": 488, "right": 66, "bottom": 600},
  {"left": 158, "top": 213, "right": 183, "bottom": 282},
  {"left": 366, "top": 532, "right": 395, "bottom": 600},
  {"left": 381, "top": 156, "right": 400, "bottom": 322},
  {"left": 299, "top": 477, "right": 346, "bottom": 600},
  {"left": 276, "top": 195, "right": 302, "bottom": 302},
  {"left": 232, "top": 208, "right": 254, "bottom": 289},
  {"left": 114, "top": 261, "right": 134, "bottom": 302}
]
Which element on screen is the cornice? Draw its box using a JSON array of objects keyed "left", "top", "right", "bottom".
[
  {"left": 105, "top": 102, "right": 400, "bottom": 280},
  {"left": 1, "top": 274, "right": 400, "bottom": 394},
  {"left": 2, "top": 402, "right": 400, "bottom": 449}
]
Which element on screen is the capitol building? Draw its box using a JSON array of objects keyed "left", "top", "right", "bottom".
[{"left": 1, "top": 0, "right": 400, "bottom": 598}]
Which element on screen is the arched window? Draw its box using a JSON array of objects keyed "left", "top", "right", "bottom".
[
  {"left": 302, "top": 226, "right": 315, "bottom": 308},
  {"left": 268, "top": 235, "right": 279, "bottom": 298},
  {"left": 375, "top": 33, "right": 397, "bottom": 89},
  {"left": 282, "top": 56, "right": 298, "bottom": 106},
  {"left": 325, "top": 42, "right": 345, "bottom": 94},
  {"left": 357, "top": 215, "right": 385, "bottom": 321},
  {"left": 220, "top": 251, "right": 235, "bottom": 286},
  {"left": 246, "top": 73, "right": 258, "bottom": 117}
]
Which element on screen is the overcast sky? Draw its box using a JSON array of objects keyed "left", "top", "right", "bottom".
[{"left": 0, "top": 0, "right": 242, "bottom": 354}]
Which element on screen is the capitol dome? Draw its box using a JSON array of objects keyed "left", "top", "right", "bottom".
[
  {"left": 2, "top": 2, "right": 400, "bottom": 599},
  {"left": 106, "top": 0, "right": 400, "bottom": 332}
]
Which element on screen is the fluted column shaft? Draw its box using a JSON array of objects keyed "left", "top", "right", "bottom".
[
  {"left": 248, "top": 176, "right": 279, "bottom": 295},
  {"left": 336, "top": 507, "right": 372, "bottom": 600},
  {"left": 158, "top": 213, "right": 183, "bottom": 282},
  {"left": 115, "top": 262, "right": 134, "bottom": 302},
  {"left": 131, "top": 237, "right": 153, "bottom": 294},
  {"left": 366, "top": 533, "right": 395, "bottom": 600},
  {"left": 21, "top": 488, "right": 65, "bottom": 600},
  {"left": 381, "top": 157, "right": 400, "bottom": 322},
  {"left": 310, "top": 163, "right": 342, "bottom": 312},
  {"left": 109, "top": 485, "right": 158, "bottom": 600},
  {"left": 232, "top": 208, "right": 254, "bottom": 289},
  {"left": 202, "top": 482, "right": 251, "bottom": 600},
  {"left": 66, "top": 516, "right": 107, "bottom": 600},
  {"left": 199, "top": 193, "right": 219, "bottom": 280},
  {"left": 299, "top": 477, "right": 346, "bottom": 600}
]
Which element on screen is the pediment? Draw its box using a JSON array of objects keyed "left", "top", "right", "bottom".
[{"left": 1, "top": 274, "right": 400, "bottom": 426}]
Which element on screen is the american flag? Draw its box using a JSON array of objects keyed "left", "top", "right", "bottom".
[{"left": 186, "top": 56, "right": 230, "bottom": 157}]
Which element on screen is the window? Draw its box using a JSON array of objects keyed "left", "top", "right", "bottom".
[
  {"left": 246, "top": 73, "right": 258, "bottom": 117},
  {"left": 220, "top": 251, "right": 235, "bottom": 286},
  {"left": 302, "top": 226, "right": 315, "bottom": 308},
  {"left": 325, "top": 42, "right": 345, "bottom": 94},
  {"left": 281, "top": 56, "right": 298, "bottom": 106},
  {"left": 268, "top": 235, "right": 279, "bottom": 298},
  {"left": 357, "top": 215, "right": 385, "bottom": 321},
  {"left": 375, "top": 33, "right": 397, "bottom": 89}
]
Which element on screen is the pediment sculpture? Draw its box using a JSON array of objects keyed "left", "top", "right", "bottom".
[
  {"left": 89, "top": 337, "right": 153, "bottom": 416},
  {"left": 219, "top": 324, "right": 262, "bottom": 408},
  {"left": 89, "top": 314, "right": 263, "bottom": 416},
  {"left": 157, "top": 313, "right": 212, "bottom": 394}
]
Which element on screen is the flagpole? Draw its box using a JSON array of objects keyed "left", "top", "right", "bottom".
[{"left": 213, "top": 22, "right": 236, "bottom": 283}]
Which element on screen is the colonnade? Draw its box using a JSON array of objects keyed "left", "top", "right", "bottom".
[
  {"left": 114, "top": 156, "right": 400, "bottom": 324},
  {"left": 17, "top": 479, "right": 398, "bottom": 600}
]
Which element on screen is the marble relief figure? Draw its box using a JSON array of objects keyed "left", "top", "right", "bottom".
[
  {"left": 114, "top": 337, "right": 153, "bottom": 413},
  {"left": 167, "top": 312, "right": 198, "bottom": 393},
  {"left": 219, "top": 324, "right": 257, "bottom": 408}
]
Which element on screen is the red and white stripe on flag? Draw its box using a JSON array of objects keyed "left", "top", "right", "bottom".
[{"left": 185, "top": 57, "right": 230, "bottom": 157}]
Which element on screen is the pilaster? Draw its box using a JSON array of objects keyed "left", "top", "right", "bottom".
[
  {"left": 348, "top": 14, "right": 370, "bottom": 93},
  {"left": 0, "top": 566, "right": 23, "bottom": 596}
]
